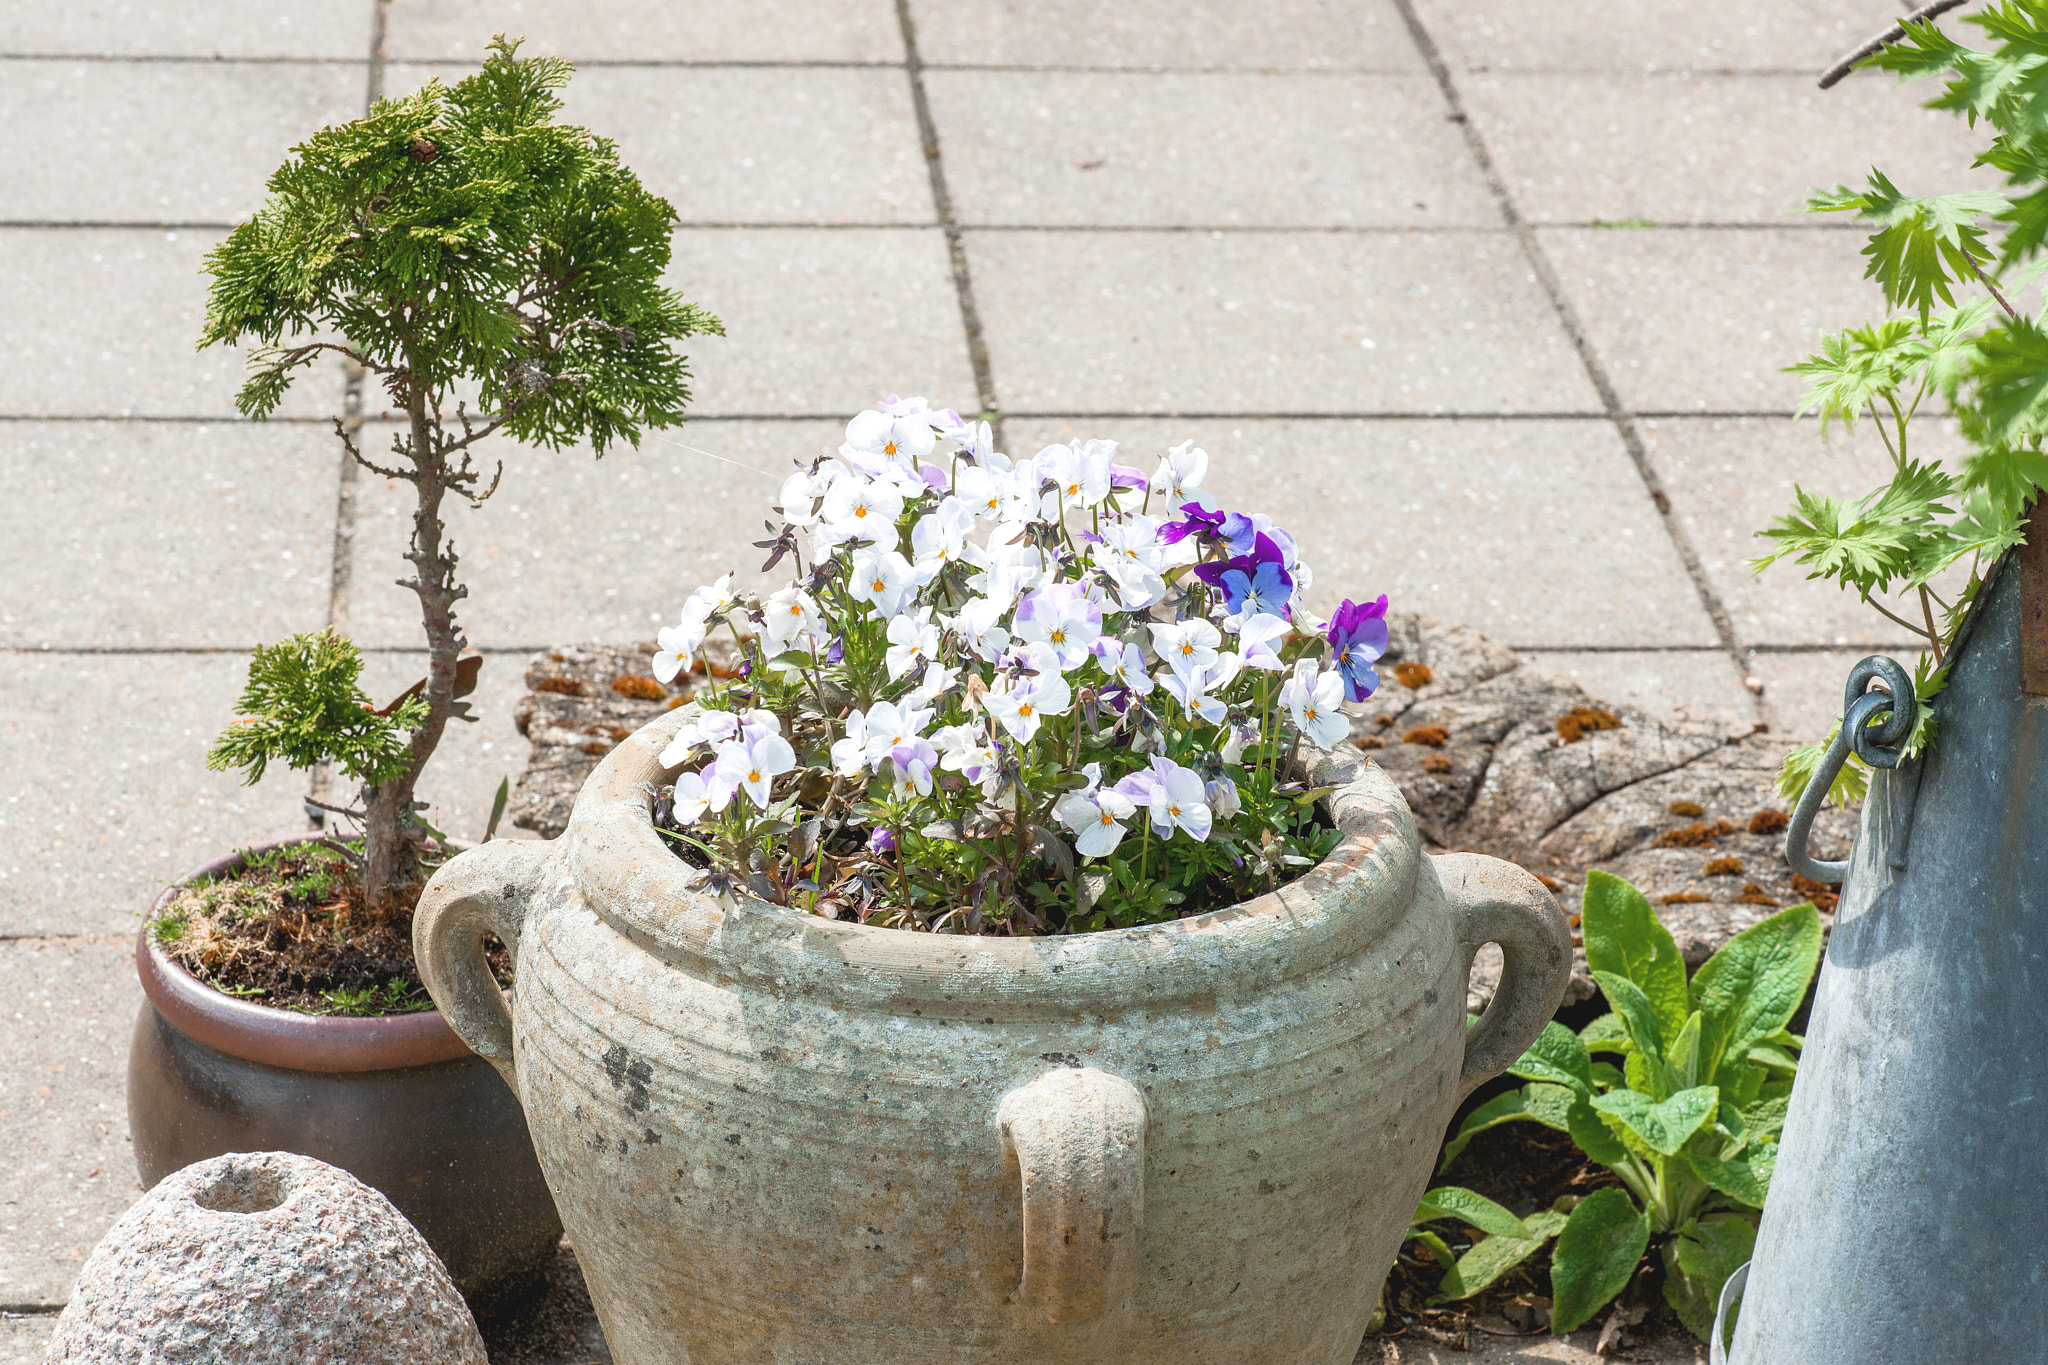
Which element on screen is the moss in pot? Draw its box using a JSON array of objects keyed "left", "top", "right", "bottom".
[{"left": 128, "top": 35, "right": 718, "bottom": 1316}]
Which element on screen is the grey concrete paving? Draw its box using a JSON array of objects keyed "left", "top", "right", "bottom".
[
  {"left": 0, "top": 938, "right": 142, "bottom": 1306},
  {"left": 974, "top": 229, "right": 1600, "bottom": 413},
  {"left": 0, "top": 652, "right": 309, "bottom": 939},
  {"left": 0, "top": 58, "right": 364, "bottom": 223},
  {"left": 929, "top": 72, "right": 1499, "bottom": 228},
  {"left": 0, "top": 0, "right": 1981, "bottom": 1329},
  {"left": 0, "top": 420, "right": 338, "bottom": 651},
  {"left": 1008, "top": 416, "right": 1717, "bottom": 648},
  {"left": 0, "top": 1316, "right": 55, "bottom": 1364}
]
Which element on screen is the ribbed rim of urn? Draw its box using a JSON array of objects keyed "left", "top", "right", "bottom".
[
  {"left": 562, "top": 706, "right": 1424, "bottom": 1007},
  {"left": 138, "top": 836, "right": 473, "bottom": 1073}
]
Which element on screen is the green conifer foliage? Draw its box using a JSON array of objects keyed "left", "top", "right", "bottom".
[{"left": 201, "top": 36, "right": 720, "bottom": 909}]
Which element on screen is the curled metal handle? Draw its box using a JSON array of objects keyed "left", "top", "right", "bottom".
[{"left": 1784, "top": 655, "right": 1916, "bottom": 884}]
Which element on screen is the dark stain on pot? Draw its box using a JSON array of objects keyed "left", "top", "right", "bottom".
[
  {"left": 1041, "top": 1052, "right": 1081, "bottom": 1067},
  {"left": 1422, "top": 988, "right": 1438, "bottom": 1007},
  {"left": 601, "top": 1044, "right": 654, "bottom": 1115}
]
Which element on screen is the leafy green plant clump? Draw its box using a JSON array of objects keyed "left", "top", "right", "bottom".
[
  {"left": 1761, "top": 3, "right": 2048, "bottom": 802},
  {"left": 1418, "top": 872, "right": 1822, "bottom": 1339},
  {"left": 201, "top": 35, "right": 718, "bottom": 911}
]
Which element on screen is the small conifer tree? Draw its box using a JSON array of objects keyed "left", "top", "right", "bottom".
[{"left": 201, "top": 36, "right": 720, "bottom": 911}]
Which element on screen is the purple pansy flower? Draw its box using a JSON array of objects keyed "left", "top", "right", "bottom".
[
  {"left": 1191, "top": 531, "right": 1294, "bottom": 619},
  {"left": 1325, "top": 595, "right": 1390, "bottom": 702},
  {"left": 1157, "top": 505, "right": 1227, "bottom": 545},
  {"left": 867, "top": 827, "right": 898, "bottom": 856}
]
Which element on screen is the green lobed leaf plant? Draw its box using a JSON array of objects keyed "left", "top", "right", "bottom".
[
  {"left": 1759, "top": 3, "right": 2048, "bottom": 805},
  {"left": 200, "top": 35, "right": 718, "bottom": 911},
  {"left": 1433, "top": 872, "right": 1822, "bottom": 1339}
]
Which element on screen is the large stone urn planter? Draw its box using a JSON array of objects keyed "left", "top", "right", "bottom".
[
  {"left": 415, "top": 707, "right": 1572, "bottom": 1364},
  {"left": 130, "top": 840, "right": 563, "bottom": 1319}
]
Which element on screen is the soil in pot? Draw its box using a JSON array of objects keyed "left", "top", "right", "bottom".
[{"left": 150, "top": 840, "right": 512, "bottom": 1014}]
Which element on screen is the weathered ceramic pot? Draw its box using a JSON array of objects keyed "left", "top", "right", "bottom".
[
  {"left": 416, "top": 708, "right": 1571, "bottom": 1364},
  {"left": 131, "top": 839, "right": 562, "bottom": 1319}
]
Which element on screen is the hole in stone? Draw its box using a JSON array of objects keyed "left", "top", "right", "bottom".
[{"left": 192, "top": 1165, "right": 290, "bottom": 1214}]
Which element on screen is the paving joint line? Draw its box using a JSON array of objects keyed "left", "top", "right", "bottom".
[
  {"left": 0, "top": 221, "right": 1871, "bottom": 234},
  {"left": 0, "top": 1304, "right": 64, "bottom": 1316},
  {"left": 894, "top": 0, "right": 1000, "bottom": 436},
  {"left": 1390, "top": 0, "right": 1764, "bottom": 728},
  {"left": 0, "top": 409, "right": 1817, "bottom": 425}
]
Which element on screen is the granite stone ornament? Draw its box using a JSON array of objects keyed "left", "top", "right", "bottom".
[{"left": 46, "top": 1150, "right": 485, "bottom": 1364}]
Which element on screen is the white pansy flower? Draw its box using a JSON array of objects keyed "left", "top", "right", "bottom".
[
  {"left": 821, "top": 475, "right": 904, "bottom": 542},
  {"left": 985, "top": 667, "right": 1071, "bottom": 743},
  {"left": 652, "top": 616, "right": 708, "bottom": 684},
  {"left": 884, "top": 609, "right": 941, "bottom": 681},
  {"left": 1037, "top": 439, "right": 1114, "bottom": 510},
  {"left": 844, "top": 408, "right": 937, "bottom": 469},
  {"left": 1280, "top": 658, "right": 1350, "bottom": 749},
  {"left": 848, "top": 546, "right": 917, "bottom": 617},
  {"left": 910, "top": 496, "right": 976, "bottom": 582},
  {"left": 1150, "top": 440, "right": 1213, "bottom": 512},
  {"left": 951, "top": 596, "right": 1013, "bottom": 662},
  {"left": 1149, "top": 618, "right": 1222, "bottom": 681}
]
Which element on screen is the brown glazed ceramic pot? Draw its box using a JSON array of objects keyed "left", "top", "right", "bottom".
[
  {"left": 415, "top": 708, "right": 1574, "bottom": 1364},
  {"left": 127, "top": 839, "right": 561, "bottom": 1319}
]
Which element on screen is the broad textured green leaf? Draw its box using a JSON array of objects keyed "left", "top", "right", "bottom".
[
  {"left": 1523, "top": 1083, "right": 1579, "bottom": 1133},
  {"left": 1739, "top": 1095, "right": 1791, "bottom": 1143},
  {"left": 1665, "top": 1011, "right": 1703, "bottom": 1093},
  {"left": 1581, "top": 873, "right": 1689, "bottom": 1044},
  {"left": 1590, "top": 1060, "right": 1626, "bottom": 1092},
  {"left": 1439, "top": 1089, "right": 1529, "bottom": 1169},
  {"left": 1432, "top": 1209, "right": 1567, "bottom": 1303},
  {"left": 1692, "top": 904, "right": 1823, "bottom": 1082},
  {"left": 1508, "top": 1020, "right": 1594, "bottom": 1095},
  {"left": 1624, "top": 1048, "right": 1666, "bottom": 1103},
  {"left": 1594, "top": 971, "right": 1669, "bottom": 1070},
  {"left": 1746, "top": 1042, "right": 1800, "bottom": 1076},
  {"left": 1663, "top": 1213, "right": 1760, "bottom": 1341},
  {"left": 1411, "top": 1228, "right": 1457, "bottom": 1273},
  {"left": 1592, "top": 1086, "right": 1720, "bottom": 1157},
  {"left": 1579, "top": 1011, "right": 1632, "bottom": 1055},
  {"left": 1550, "top": 1189, "right": 1651, "bottom": 1334},
  {"left": 1567, "top": 1093, "right": 1630, "bottom": 1167},
  {"left": 1414, "top": 1185, "right": 1532, "bottom": 1241},
  {"left": 1688, "top": 1146, "right": 1776, "bottom": 1209}
]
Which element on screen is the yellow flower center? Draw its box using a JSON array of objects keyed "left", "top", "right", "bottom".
[
  {"left": 1180, "top": 643, "right": 1193, "bottom": 656},
  {"left": 1050, "top": 629, "right": 1065, "bottom": 643},
  {"left": 1305, "top": 706, "right": 1318, "bottom": 721},
  {"left": 1169, "top": 803, "right": 1182, "bottom": 817},
  {"left": 1067, "top": 482, "right": 1080, "bottom": 495},
  {"left": 1099, "top": 811, "right": 1115, "bottom": 826},
  {"left": 872, "top": 578, "right": 886, "bottom": 592},
  {"left": 853, "top": 505, "right": 868, "bottom": 518},
  {"left": 748, "top": 769, "right": 762, "bottom": 783},
  {"left": 884, "top": 441, "right": 898, "bottom": 455},
  {"left": 1019, "top": 703, "right": 1034, "bottom": 718}
]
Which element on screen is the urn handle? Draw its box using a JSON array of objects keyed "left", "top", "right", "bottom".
[
  {"left": 413, "top": 838, "right": 550, "bottom": 1093},
  {"left": 1434, "top": 852, "right": 1574, "bottom": 1100},
  {"left": 997, "top": 1066, "right": 1148, "bottom": 1324}
]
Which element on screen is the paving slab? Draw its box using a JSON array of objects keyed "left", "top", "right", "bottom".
[
  {"left": 0, "top": 1317, "right": 55, "bottom": 1363},
  {"left": 383, "top": 63, "right": 932, "bottom": 225},
  {"left": 0, "top": 936, "right": 141, "bottom": 1308},
  {"left": 666, "top": 227, "right": 977, "bottom": 416},
  {"left": 1411, "top": 0, "right": 1897, "bottom": 74},
  {"left": 1467, "top": 72, "right": 1994, "bottom": 225},
  {"left": 0, "top": 228, "right": 349, "bottom": 419},
  {"left": 342, "top": 420, "right": 838, "bottom": 650},
  {"left": 384, "top": 0, "right": 904, "bottom": 64},
  {"left": 1643, "top": 415, "right": 1972, "bottom": 649},
  {"left": 0, "top": 58, "right": 364, "bottom": 224},
  {"left": 1519, "top": 649, "right": 1757, "bottom": 738},
  {"left": 1748, "top": 648, "right": 1874, "bottom": 741},
  {"left": 0, "top": 2, "right": 374, "bottom": 59},
  {"left": 912, "top": 0, "right": 1422, "bottom": 72},
  {"left": 926, "top": 71, "right": 1496, "bottom": 228},
  {"left": 0, "top": 420, "right": 337, "bottom": 652},
  {"left": 0, "top": 653, "right": 310, "bottom": 938},
  {"left": 974, "top": 230, "right": 1600, "bottom": 415},
  {"left": 1537, "top": 226, "right": 1875, "bottom": 414},
  {"left": 1006, "top": 417, "right": 1718, "bottom": 648}
]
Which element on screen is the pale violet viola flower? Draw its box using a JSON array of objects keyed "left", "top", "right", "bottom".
[
  {"left": 860, "top": 699, "right": 937, "bottom": 769},
  {"left": 934, "top": 722, "right": 1001, "bottom": 794},
  {"left": 1012, "top": 582, "right": 1103, "bottom": 671},
  {"left": 1220, "top": 716, "right": 1261, "bottom": 766},
  {"left": 1206, "top": 773, "right": 1242, "bottom": 820},
  {"left": 1280, "top": 658, "right": 1350, "bottom": 749},
  {"left": 885, "top": 609, "right": 941, "bottom": 681},
  {"left": 661, "top": 706, "right": 784, "bottom": 771},
  {"left": 821, "top": 474, "right": 904, "bottom": 543},
  {"left": 985, "top": 666, "right": 1071, "bottom": 743},
  {"left": 670, "top": 769, "right": 715, "bottom": 825},
  {"left": 776, "top": 468, "right": 826, "bottom": 527},
  {"left": 652, "top": 615, "right": 708, "bottom": 684},
  {"left": 1115, "top": 757, "right": 1212, "bottom": 841},
  {"left": 1091, "top": 638, "right": 1156, "bottom": 697},
  {"left": 886, "top": 737, "right": 940, "bottom": 797},
  {"left": 1037, "top": 439, "right": 1115, "bottom": 510},
  {"left": 903, "top": 660, "right": 959, "bottom": 710},
  {"left": 966, "top": 555, "right": 1041, "bottom": 612},
  {"left": 1150, "top": 440, "right": 1215, "bottom": 512},
  {"left": 1150, "top": 617, "right": 1222, "bottom": 681},
  {"left": 708, "top": 729, "right": 797, "bottom": 811},
  {"left": 1233, "top": 612, "right": 1292, "bottom": 671},
  {"left": 848, "top": 546, "right": 917, "bottom": 617},
  {"left": 761, "top": 586, "right": 824, "bottom": 656},
  {"left": 1056, "top": 785, "right": 1138, "bottom": 857},
  {"left": 954, "top": 464, "right": 1008, "bottom": 521},
  {"left": 909, "top": 496, "right": 976, "bottom": 581},
  {"left": 844, "top": 407, "right": 937, "bottom": 469},
  {"left": 950, "top": 596, "right": 1013, "bottom": 662},
  {"left": 1157, "top": 652, "right": 1240, "bottom": 724},
  {"left": 830, "top": 709, "right": 876, "bottom": 777}
]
